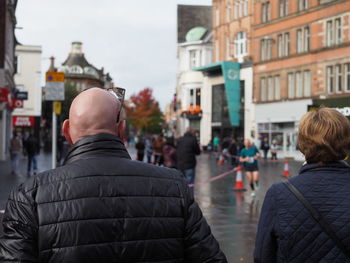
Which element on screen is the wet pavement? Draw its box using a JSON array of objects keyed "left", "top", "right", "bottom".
[{"left": 0, "top": 148, "right": 303, "bottom": 262}]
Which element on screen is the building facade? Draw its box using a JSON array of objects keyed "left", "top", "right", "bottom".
[
  {"left": 252, "top": 0, "right": 350, "bottom": 159},
  {"left": 13, "top": 44, "right": 42, "bottom": 137},
  {"left": 0, "top": 0, "right": 17, "bottom": 161},
  {"left": 58, "top": 42, "right": 113, "bottom": 91}
]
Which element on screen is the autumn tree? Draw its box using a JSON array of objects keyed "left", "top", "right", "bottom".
[{"left": 126, "top": 88, "right": 164, "bottom": 134}]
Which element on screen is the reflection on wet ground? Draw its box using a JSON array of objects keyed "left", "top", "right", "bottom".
[{"left": 194, "top": 153, "right": 302, "bottom": 262}]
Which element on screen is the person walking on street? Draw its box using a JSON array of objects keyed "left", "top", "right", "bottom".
[
  {"left": 135, "top": 136, "right": 145, "bottom": 161},
  {"left": 10, "top": 132, "right": 22, "bottom": 175},
  {"left": 228, "top": 138, "right": 238, "bottom": 167},
  {"left": 260, "top": 137, "right": 270, "bottom": 160},
  {"left": 240, "top": 139, "right": 260, "bottom": 197},
  {"left": 270, "top": 140, "right": 278, "bottom": 161},
  {"left": 153, "top": 134, "right": 164, "bottom": 165},
  {"left": 255, "top": 107, "right": 350, "bottom": 263},
  {"left": 25, "top": 133, "right": 39, "bottom": 176},
  {"left": 0, "top": 88, "right": 227, "bottom": 263},
  {"left": 176, "top": 129, "right": 201, "bottom": 185},
  {"left": 145, "top": 136, "right": 153, "bottom": 163},
  {"left": 213, "top": 135, "right": 220, "bottom": 152},
  {"left": 162, "top": 137, "right": 177, "bottom": 168}
]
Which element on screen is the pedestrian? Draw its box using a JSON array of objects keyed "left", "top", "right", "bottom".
[
  {"left": 254, "top": 107, "right": 350, "bottom": 263},
  {"left": 228, "top": 138, "right": 238, "bottom": 167},
  {"left": 239, "top": 138, "right": 260, "bottom": 197},
  {"left": 176, "top": 129, "right": 201, "bottom": 185},
  {"left": 24, "top": 132, "right": 39, "bottom": 176},
  {"left": 0, "top": 88, "right": 227, "bottom": 263},
  {"left": 221, "top": 137, "right": 230, "bottom": 162},
  {"left": 270, "top": 140, "right": 278, "bottom": 160},
  {"left": 10, "top": 131, "right": 22, "bottom": 175},
  {"left": 135, "top": 136, "right": 145, "bottom": 161},
  {"left": 260, "top": 137, "right": 270, "bottom": 160},
  {"left": 145, "top": 136, "right": 153, "bottom": 163},
  {"left": 213, "top": 135, "right": 220, "bottom": 152},
  {"left": 162, "top": 137, "right": 177, "bottom": 168},
  {"left": 153, "top": 134, "right": 164, "bottom": 165}
]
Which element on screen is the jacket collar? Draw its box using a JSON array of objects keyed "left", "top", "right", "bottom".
[
  {"left": 63, "top": 133, "right": 131, "bottom": 165},
  {"left": 299, "top": 160, "right": 350, "bottom": 174}
]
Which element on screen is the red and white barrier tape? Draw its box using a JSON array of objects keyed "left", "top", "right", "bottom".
[{"left": 188, "top": 167, "right": 239, "bottom": 188}]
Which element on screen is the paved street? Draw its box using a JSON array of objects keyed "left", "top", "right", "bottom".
[{"left": 0, "top": 148, "right": 303, "bottom": 262}]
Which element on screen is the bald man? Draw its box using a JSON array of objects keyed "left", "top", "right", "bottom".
[{"left": 0, "top": 88, "right": 227, "bottom": 263}]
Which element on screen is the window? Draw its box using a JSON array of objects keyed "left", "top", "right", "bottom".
[
  {"left": 261, "top": 38, "right": 272, "bottom": 61},
  {"left": 346, "top": 63, "right": 350, "bottom": 92},
  {"left": 335, "top": 64, "right": 342, "bottom": 93},
  {"left": 234, "top": 31, "right": 247, "bottom": 62},
  {"left": 196, "top": 88, "right": 201, "bottom": 106},
  {"left": 298, "top": 0, "right": 308, "bottom": 11},
  {"left": 296, "top": 26, "right": 310, "bottom": 53},
  {"left": 261, "top": 2, "right": 270, "bottom": 23},
  {"left": 327, "top": 66, "right": 334, "bottom": 93},
  {"left": 234, "top": 2, "right": 238, "bottom": 19},
  {"left": 226, "top": 36, "right": 231, "bottom": 59},
  {"left": 326, "top": 18, "right": 342, "bottom": 47},
  {"left": 288, "top": 73, "right": 295, "bottom": 98},
  {"left": 268, "top": 77, "right": 274, "bottom": 101},
  {"left": 15, "top": 55, "right": 20, "bottom": 74},
  {"left": 216, "top": 8, "right": 220, "bottom": 26},
  {"left": 303, "top": 70, "right": 311, "bottom": 97},
  {"left": 69, "top": 65, "right": 83, "bottom": 74},
  {"left": 277, "top": 33, "right": 289, "bottom": 57},
  {"left": 226, "top": 4, "right": 231, "bottom": 23},
  {"left": 296, "top": 72, "right": 303, "bottom": 97},
  {"left": 215, "top": 40, "right": 220, "bottom": 62},
  {"left": 279, "top": 0, "right": 288, "bottom": 17},
  {"left": 274, "top": 75, "right": 281, "bottom": 100},
  {"left": 234, "top": 0, "right": 248, "bottom": 20},
  {"left": 261, "top": 77, "right": 267, "bottom": 101},
  {"left": 243, "top": 0, "right": 248, "bottom": 16},
  {"left": 189, "top": 50, "right": 197, "bottom": 69}
]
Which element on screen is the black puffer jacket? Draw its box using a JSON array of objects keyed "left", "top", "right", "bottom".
[
  {"left": 0, "top": 133, "right": 227, "bottom": 263},
  {"left": 176, "top": 133, "right": 200, "bottom": 171}
]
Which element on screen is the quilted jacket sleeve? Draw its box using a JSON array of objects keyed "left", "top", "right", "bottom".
[
  {"left": 254, "top": 184, "right": 278, "bottom": 263},
  {"left": 0, "top": 185, "right": 38, "bottom": 262},
  {"left": 183, "top": 184, "right": 227, "bottom": 263}
]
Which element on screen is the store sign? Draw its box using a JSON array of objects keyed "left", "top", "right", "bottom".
[
  {"left": 0, "top": 87, "right": 10, "bottom": 103},
  {"left": 12, "top": 99, "right": 23, "bottom": 108},
  {"left": 335, "top": 107, "right": 350, "bottom": 117},
  {"left": 12, "top": 116, "right": 34, "bottom": 127},
  {"left": 15, "top": 91, "right": 28, "bottom": 100}
]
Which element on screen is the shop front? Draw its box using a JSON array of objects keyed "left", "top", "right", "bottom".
[{"left": 311, "top": 97, "right": 350, "bottom": 119}]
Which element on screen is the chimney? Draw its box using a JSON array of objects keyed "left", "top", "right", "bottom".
[
  {"left": 48, "top": 56, "right": 56, "bottom": 72},
  {"left": 71, "top": 41, "right": 83, "bottom": 55}
]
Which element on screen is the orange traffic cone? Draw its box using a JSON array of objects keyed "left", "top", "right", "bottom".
[
  {"left": 233, "top": 166, "right": 246, "bottom": 191},
  {"left": 217, "top": 153, "right": 225, "bottom": 165},
  {"left": 282, "top": 159, "right": 290, "bottom": 177}
]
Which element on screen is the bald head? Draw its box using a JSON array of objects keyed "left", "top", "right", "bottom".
[{"left": 62, "top": 88, "right": 123, "bottom": 144}]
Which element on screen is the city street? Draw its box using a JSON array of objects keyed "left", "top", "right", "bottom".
[{"left": 0, "top": 148, "right": 303, "bottom": 262}]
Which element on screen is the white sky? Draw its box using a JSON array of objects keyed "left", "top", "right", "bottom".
[{"left": 16, "top": 0, "right": 212, "bottom": 110}]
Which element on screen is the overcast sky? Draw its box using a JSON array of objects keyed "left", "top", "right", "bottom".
[{"left": 16, "top": 0, "right": 211, "bottom": 110}]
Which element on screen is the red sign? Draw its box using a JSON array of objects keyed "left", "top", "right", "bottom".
[
  {"left": 0, "top": 88, "right": 9, "bottom": 103},
  {"left": 12, "top": 99, "right": 23, "bottom": 108},
  {"left": 12, "top": 116, "right": 35, "bottom": 127}
]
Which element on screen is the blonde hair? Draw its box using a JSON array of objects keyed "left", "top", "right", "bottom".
[{"left": 297, "top": 107, "right": 350, "bottom": 164}]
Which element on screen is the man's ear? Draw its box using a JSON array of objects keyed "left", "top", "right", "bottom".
[
  {"left": 62, "top": 120, "right": 73, "bottom": 145},
  {"left": 117, "top": 120, "right": 126, "bottom": 139}
]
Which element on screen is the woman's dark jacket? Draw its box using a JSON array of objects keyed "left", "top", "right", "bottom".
[
  {"left": 255, "top": 161, "right": 350, "bottom": 263},
  {"left": 176, "top": 133, "right": 200, "bottom": 171},
  {"left": 0, "top": 133, "right": 227, "bottom": 263}
]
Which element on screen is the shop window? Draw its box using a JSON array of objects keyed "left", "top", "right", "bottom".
[
  {"left": 327, "top": 66, "right": 334, "bottom": 93},
  {"left": 335, "top": 64, "right": 342, "bottom": 93},
  {"left": 234, "top": 31, "right": 247, "bottom": 62},
  {"left": 346, "top": 63, "right": 350, "bottom": 92},
  {"left": 279, "top": 0, "right": 288, "bottom": 17},
  {"left": 288, "top": 73, "right": 295, "bottom": 98},
  {"left": 260, "top": 77, "right": 267, "bottom": 101},
  {"left": 297, "top": 26, "right": 310, "bottom": 53},
  {"left": 261, "top": 2, "right": 270, "bottom": 23},
  {"left": 268, "top": 77, "right": 274, "bottom": 101},
  {"left": 274, "top": 75, "right": 281, "bottom": 100},
  {"left": 326, "top": 18, "right": 342, "bottom": 47},
  {"left": 298, "top": 0, "right": 308, "bottom": 11},
  {"left": 303, "top": 70, "right": 311, "bottom": 97}
]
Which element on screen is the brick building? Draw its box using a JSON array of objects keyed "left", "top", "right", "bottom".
[{"left": 252, "top": 0, "right": 350, "bottom": 159}]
